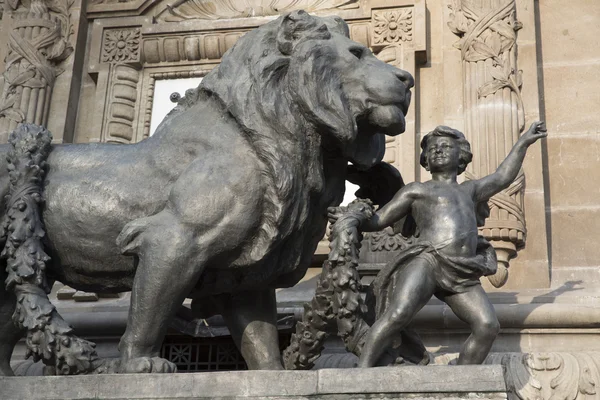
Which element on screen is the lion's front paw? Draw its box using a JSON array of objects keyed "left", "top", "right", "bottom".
[{"left": 118, "top": 357, "right": 177, "bottom": 374}]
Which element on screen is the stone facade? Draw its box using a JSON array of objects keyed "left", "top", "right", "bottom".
[
  {"left": 1, "top": 0, "right": 595, "bottom": 290},
  {"left": 0, "top": 0, "right": 599, "bottom": 398}
]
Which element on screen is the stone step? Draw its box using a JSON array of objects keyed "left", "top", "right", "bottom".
[{"left": 0, "top": 366, "right": 507, "bottom": 400}]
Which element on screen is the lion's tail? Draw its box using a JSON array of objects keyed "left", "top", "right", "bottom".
[{"left": 1, "top": 124, "right": 102, "bottom": 375}]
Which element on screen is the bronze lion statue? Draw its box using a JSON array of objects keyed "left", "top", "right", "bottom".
[{"left": 0, "top": 10, "right": 413, "bottom": 375}]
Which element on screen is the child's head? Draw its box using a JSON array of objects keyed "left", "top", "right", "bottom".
[{"left": 419, "top": 126, "right": 472, "bottom": 174}]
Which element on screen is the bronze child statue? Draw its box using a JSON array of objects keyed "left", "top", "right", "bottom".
[{"left": 336, "top": 121, "right": 546, "bottom": 367}]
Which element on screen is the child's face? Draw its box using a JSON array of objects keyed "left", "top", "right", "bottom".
[{"left": 425, "top": 135, "right": 461, "bottom": 173}]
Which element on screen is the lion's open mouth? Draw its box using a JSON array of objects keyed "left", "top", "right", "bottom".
[
  {"left": 350, "top": 88, "right": 411, "bottom": 169},
  {"left": 356, "top": 104, "right": 407, "bottom": 137}
]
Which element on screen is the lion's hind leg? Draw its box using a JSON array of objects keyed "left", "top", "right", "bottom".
[{"left": 209, "top": 288, "right": 283, "bottom": 370}]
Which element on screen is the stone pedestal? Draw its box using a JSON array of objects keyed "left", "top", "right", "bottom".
[{"left": 0, "top": 366, "right": 508, "bottom": 400}]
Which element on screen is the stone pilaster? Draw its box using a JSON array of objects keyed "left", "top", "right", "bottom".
[{"left": 448, "top": 0, "right": 526, "bottom": 287}]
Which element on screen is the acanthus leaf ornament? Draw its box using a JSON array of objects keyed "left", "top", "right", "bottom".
[{"left": 367, "top": 228, "right": 413, "bottom": 252}]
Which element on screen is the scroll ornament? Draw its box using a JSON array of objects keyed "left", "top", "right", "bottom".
[{"left": 485, "top": 352, "right": 600, "bottom": 400}]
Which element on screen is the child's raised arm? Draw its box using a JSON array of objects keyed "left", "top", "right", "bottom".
[{"left": 468, "top": 121, "right": 547, "bottom": 202}]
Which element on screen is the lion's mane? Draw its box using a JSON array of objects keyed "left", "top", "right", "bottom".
[{"left": 171, "top": 11, "right": 353, "bottom": 271}]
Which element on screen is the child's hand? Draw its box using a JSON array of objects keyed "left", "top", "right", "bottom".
[
  {"left": 327, "top": 207, "right": 344, "bottom": 225},
  {"left": 521, "top": 121, "right": 547, "bottom": 146}
]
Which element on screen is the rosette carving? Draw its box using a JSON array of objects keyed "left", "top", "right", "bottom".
[
  {"left": 102, "top": 28, "right": 141, "bottom": 63},
  {"left": 372, "top": 8, "right": 413, "bottom": 45}
]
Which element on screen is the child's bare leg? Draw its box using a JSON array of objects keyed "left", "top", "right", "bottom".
[
  {"left": 358, "top": 257, "right": 436, "bottom": 368},
  {"left": 440, "top": 285, "right": 500, "bottom": 364}
]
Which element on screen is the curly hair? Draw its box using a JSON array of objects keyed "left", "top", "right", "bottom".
[{"left": 419, "top": 125, "right": 473, "bottom": 174}]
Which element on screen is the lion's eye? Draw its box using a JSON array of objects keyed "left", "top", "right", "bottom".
[{"left": 349, "top": 47, "right": 364, "bottom": 59}]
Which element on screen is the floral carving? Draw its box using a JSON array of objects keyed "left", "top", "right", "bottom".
[
  {"left": 102, "top": 28, "right": 140, "bottom": 63},
  {"left": 447, "top": 0, "right": 526, "bottom": 287},
  {"left": 448, "top": 0, "right": 524, "bottom": 111},
  {"left": 367, "top": 227, "right": 413, "bottom": 252},
  {"left": 372, "top": 9, "right": 413, "bottom": 45}
]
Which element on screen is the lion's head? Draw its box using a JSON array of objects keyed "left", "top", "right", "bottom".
[
  {"left": 170, "top": 12, "right": 414, "bottom": 268},
  {"left": 199, "top": 10, "right": 413, "bottom": 171}
]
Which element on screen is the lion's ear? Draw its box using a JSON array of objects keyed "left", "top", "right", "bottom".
[{"left": 277, "top": 10, "right": 330, "bottom": 55}]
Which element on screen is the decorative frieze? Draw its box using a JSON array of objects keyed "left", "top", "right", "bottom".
[
  {"left": 372, "top": 8, "right": 413, "bottom": 45},
  {"left": 0, "top": 0, "right": 74, "bottom": 140},
  {"left": 102, "top": 28, "right": 141, "bottom": 63},
  {"left": 156, "top": 0, "right": 359, "bottom": 22},
  {"left": 142, "top": 32, "right": 245, "bottom": 64},
  {"left": 448, "top": 0, "right": 526, "bottom": 287}
]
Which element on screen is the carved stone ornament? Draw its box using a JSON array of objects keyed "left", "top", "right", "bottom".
[
  {"left": 102, "top": 28, "right": 141, "bottom": 63},
  {"left": 367, "top": 227, "right": 414, "bottom": 252},
  {"left": 0, "top": 0, "right": 74, "bottom": 139},
  {"left": 372, "top": 8, "right": 413, "bottom": 45},
  {"left": 448, "top": 0, "right": 526, "bottom": 287},
  {"left": 158, "top": 0, "right": 358, "bottom": 22},
  {"left": 485, "top": 352, "right": 600, "bottom": 400}
]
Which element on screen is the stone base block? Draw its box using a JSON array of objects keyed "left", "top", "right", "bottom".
[{"left": 0, "top": 366, "right": 507, "bottom": 400}]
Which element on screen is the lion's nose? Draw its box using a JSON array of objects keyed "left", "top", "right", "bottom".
[{"left": 395, "top": 69, "right": 414, "bottom": 89}]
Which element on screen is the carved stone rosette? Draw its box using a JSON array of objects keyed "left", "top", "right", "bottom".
[
  {"left": 0, "top": 0, "right": 74, "bottom": 141},
  {"left": 448, "top": 0, "right": 526, "bottom": 287}
]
